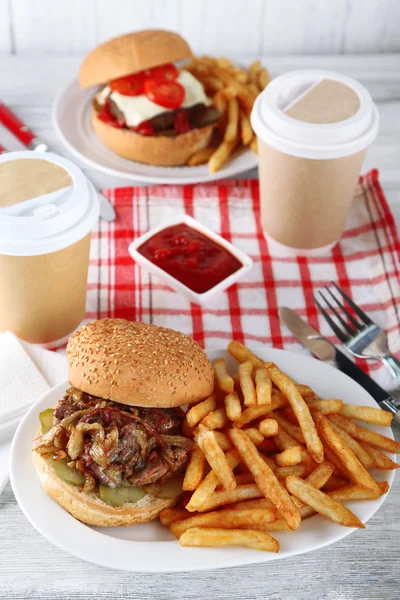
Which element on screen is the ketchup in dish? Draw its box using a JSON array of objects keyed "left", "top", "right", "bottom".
[{"left": 137, "top": 224, "right": 243, "bottom": 294}]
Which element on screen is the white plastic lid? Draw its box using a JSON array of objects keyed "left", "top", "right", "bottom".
[
  {"left": 251, "top": 69, "right": 379, "bottom": 159},
  {"left": 0, "top": 151, "right": 99, "bottom": 256}
]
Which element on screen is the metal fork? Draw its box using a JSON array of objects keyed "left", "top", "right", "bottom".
[{"left": 315, "top": 281, "right": 400, "bottom": 386}]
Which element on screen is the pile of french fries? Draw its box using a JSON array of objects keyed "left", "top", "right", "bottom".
[
  {"left": 185, "top": 56, "right": 270, "bottom": 173},
  {"left": 160, "top": 341, "right": 399, "bottom": 553}
]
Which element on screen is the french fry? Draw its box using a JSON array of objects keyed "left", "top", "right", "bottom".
[
  {"left": 248, "top": 60, "right": 261, "bottom": 86},
  {"left": 307, "top": 399, "right": 343, "bottom": 414},
  {"left": 327, "top": 418, "right": 374, "bottom": 469},
  {"left": 295, "top": 384, "right": 316, "bottom": 398},
  {"left": 250, "top": 137, "right": 258, "bottom": 154},
  {"left": 268, "top": 365, "right": 324, "bottom": 463},
  {"left": 258, "top": 418, "right": 278, "bottom": 438},
  {"left": 275, "top": 446, "right": 302, "bottom": 467},
  {"left": 179, "top": 527, "right": 280, "bottom": 552},
  {"left": 235, "top": 473, "right": 255, "bottom": 485},
  {"left": 273, "top": 423, "right": 313, "bottom": 464},
  {"left": 170, "top": 507, "right": 276, "bottom": 538},
  {"left": 248, "top": 82, "right": 260, "bottom": 98},
  {"left": 213, "top": 67, "right": 255, "bottom": 111},
  {"left": 196, "top": 429, "right": 236, "bottom": 491},
  {"left": 243, "top": 427, "right": 264, "bottom": 446},
  {"left": 223, "top": 86, "right": 238, "bottom": 101},
  {"left": 239, "top": 360, "right": 257, "bottom": 406},
  {"left": 216, "top": 56, "right": 238, "bottom": 70},
  {"left": 274, "top": 464, "right": 308, "bottom": 480},
  {"left": 224, "top": 391, "right": 242, "bottom": 421},
  {"left": 198, "top": 484, "right": 264, "bottom": 512},
  {"left": 227, "top": 340, "right": 264, "bottom": 367},
  {"left": 255, "top": 367, "right": 272, "bottom": 405},
  {"left": 208, "top": 141, "right": 236, "bottom": 173},
  {"left": 201, "top": 407, "right": 228, "bottom": 430},
  {"left": 229, "top": 428, "right": 301, "bottom": 530},
  {"left": 214, "top": 90, "right": 227, "bottom": 115},
  {"left": 314, "top": 412, "right": 380, "bottom": 493},
  {"left": 258, "top": 67, "right": 270, "bottom": 91},
  {"left": 182, "top": 443, "right": 207, "bottom": 491},
  {"left": 321, "top": 473, "right": 350, "bottom": 492},
  {"left": 328, "top": 481, "right": 389, "bottom": 503},
  {"left": 202, "top": 76, "right": 224, "bottom": 92},
  {"left": 272, "top": 412, "right": 305, "bottom": 445},
  {"left": 328, "top": 414, "right": 400, "bottom": 454},
  {"left": 213, "top": 431, "right": 232, "bottom": 452},
  {"left": 187, "top": 147, "right": 215, "bottom": 166},
  {"left": 229, "top": 498, "right": 276, "bottom": 512},
  {"left": 186, "top": 395, "right": 217, "bottom": 428},
  {"left": 257, "top": 438, "right": 278, "bottom": 454},
  {"left": 213, "top": 358, "right": 235, "bottom": 394},
  {"left": 235, "top": 71, "right": 249, "bottom": 84},
  {"left": 159, "top": 508, "right": 192, "bottom": 527},
  {"left": 263, "top": 520, "right": 291, "bottom": 531},
  {"left": 358, "top": 441, "right": 399, "bottom": 470},
  {"left": 292, "top": 461, "right": 336, "bottom": 517},
  {"left": 286, "top": 475, "right": 365, "bottom": 529},
  {"left": 224, "top": 98, "right": 239, "bottom": 143},
  {"left": 339, "top": 404, "right": 393, "bottom": 427},
  {"left": 240, "top": 110, "right": 254, "bottom": 146}
]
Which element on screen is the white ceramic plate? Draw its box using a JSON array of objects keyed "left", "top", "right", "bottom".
[
  {"left": 52, "top": 79, "right": 258, "bottom": 184},
  {"left": 10, "top": 348, "right": 395, "bottom": 573}
]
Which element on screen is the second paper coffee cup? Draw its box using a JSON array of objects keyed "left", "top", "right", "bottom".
[
  {"left": 251, "top": 70, "right": 379, "bottom": 255},
  {"left": 0, "top": 151, "right": 99, "bottom": 345}
]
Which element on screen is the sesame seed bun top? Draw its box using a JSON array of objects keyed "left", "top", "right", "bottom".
[{"left": 66, "top": 319, "right": 214, "bottom": 408}]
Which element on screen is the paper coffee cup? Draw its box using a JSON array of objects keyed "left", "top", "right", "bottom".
[
  {"left": 0, "top": 151, "right": 99, "bottom": 345},
  {"left": 251, "top": 70, "right": 379, "bottom": 255}
]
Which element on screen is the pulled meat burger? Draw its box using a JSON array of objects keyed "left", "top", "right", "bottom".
[
  {"left": 32, "top": 319, "right": 214, "bottom": 527},
  {"left": 79, "top": 29, "right": 220, "bottom": 166}
]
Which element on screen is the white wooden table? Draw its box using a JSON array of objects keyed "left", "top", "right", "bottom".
[{"left": 0, "top": 54, "right": 399, "bottom": 600}]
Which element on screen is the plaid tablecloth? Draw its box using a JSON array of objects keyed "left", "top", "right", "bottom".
[{"left": 86, "top": 169, "right": 400, "bottom": 390}]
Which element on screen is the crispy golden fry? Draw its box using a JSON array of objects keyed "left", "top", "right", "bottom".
[
  {"left": 268, "top": 365, "right": 324, "bottom": 463},
  {"left": 292, "top": 462, "right": 336, "bottom": 516},
  {"left": 286, "top": 475, "right": 365, "bottom": 528},
  {"left": 235, "top": 396, "right": 287, "bottom": 427},
  {"left": 179, "top": 527, "right": 280, "bottom": 552},
  {"left": 250, "top": 137, "right": 258, "bottom": 154},
  {"left": 258, "top": 67, "right": 271, "bottom": 91},
  {"left": 255, "top": 367, "right": 272, "bottom": 405},
  {"left": 243, "top": 427, "right": 265, "bottom": 445},
  {"left": 259, "top": 453, "right": 277, "bottom": 470},
  {"left": 213, "top": 90, "right": 228, "bottom": 115},
  {"left": 224, "top": 98, "right": 239, "bottom": 143},
  {"left": 214, "top": 358, "right": 235, "bottom": 394},
  {"left": 229, "top": 428, "right": 301, "bottom": 530},
  {"left": 212, "top": 67, "right": 255, "bottom": 111},
  {"left": 328, "top": 481, "right": 389, "bottom": 503},
  {"left": 186, "top": 395, "right": 217, "bottom": 428},
  {"left": 235, "top": 473, "right": 255, "bottom": 485},
  {"left": 239, "top": 360, "right": 257, "bottom": 406},
  {"left": 321, "top": 473, "right": 350, "bottom": 492},
  {"left": 224, "top": 391, "right": 242, "bottom": 422},
  {"left": 196, "top": 429, "right": 236, "bottom": 491},
  {"left": 248, "top": 82, "right": 260, "bottom": 98},
  {"left": 209, "top": 141, "right": 236, "bottom": 173},
  {"left": 248, "top": 60, "right": 261, "bottom": 85},
  {"left": 307, "top": 399, "right": 343, "bottom": 414},
  {"left": 202, "top": 76, "right": 224, "bottom": 92},
  {"left": 328, "top": 414, "right": 400, "bottom": 454},
  {"left": 274, "top": 464, "right": 307, "bottom": 480},
  {"left": 229, "top": 498, "right": 276, "bottom": 512},
  {"left": 263, "top": 520, "right": 291, "bottom": 531},
  {"left": 275, "top": 446, "right": 302, "bottom": 467},
  {"left": 182, "top": 443, "right": 207, "bottom": 491},
  {"left": 223, "top": 86, "right": 238, "bottom": 100},
  {"left": 187, "top": 147, "right": 215, "bottom": 166},
  {"left": 339, "top": 403, "right": 393, "bottom": 427},
  {"left": 159, "top": 508, "right": 192, "bottom": 527},
  {"left": 239, "top": 110, "right": 254, "bottom": 146},
  {"left": 358, "top": 441, "right": 399, "bottom": 470},
  {"left": 272, "top": 423, "right": 312, "bottom": 463},
  {"left": 213, "top": 431, "right": 232, "bottom": 452},
  {"left": 235, "top": 70, "right": 249, "bottom": 83},
  {"left": 327, "top": 418, "right": 374, "bottom": 469},
  {"left": 321, "top": 444, "right": 350, "bottom": 479},
  {"left": 170, "top": 507, "right": 275, "bottom": 538},
  {"left": 199, "top": 484, "right": 264, "bottom": 512},
  {"left": 272, "top": 412, "right": 305, "bottom": 445},
  {"left": 314, "top": 412, "right": 380, "bottom": 492},
  {"left": 258, "top": 418, "right": 278, "bottom": 437},
  {"left": 216, "top": 56, "right": 238, "bottom": 70},
  {"left": 201, "top": 407, "right": 228, "bottom": 430},
  {"left": 295, "top": 384, "right": 315, "bottom": 398},
  {"left": 227, "top": 341, "right": 265, "bottom": 367}
]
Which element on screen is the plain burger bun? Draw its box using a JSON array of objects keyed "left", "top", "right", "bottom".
[
  {"left": 67, "top": 319, "right": 214, "bottom": 407},
  {"left": 80, "top": 29, "right": 192, "bottom": 88},
  {"left": 91, "top": 107, "right": 215, "bottom": 166},
  {"left": 32, "top": 451, "right": 175, "bottom": 527}
]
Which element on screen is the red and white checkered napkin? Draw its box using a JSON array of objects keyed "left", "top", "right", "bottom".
[{"left": 87, "top": 169, "right": 400, "bottom": 391}]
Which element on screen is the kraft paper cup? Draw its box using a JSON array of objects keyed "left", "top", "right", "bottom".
[
  {"left": 251, "top": 70, "right": 379, "bottom": 255},
  {"left": 0, "top": 152, "right": 99, "bottom": 345}
]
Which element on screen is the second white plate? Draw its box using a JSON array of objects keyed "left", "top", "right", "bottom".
[{"left": 52, "top": 79, "right": 258, "bottom": 184}]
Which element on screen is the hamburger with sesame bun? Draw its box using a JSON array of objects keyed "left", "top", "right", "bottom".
[{"left": 32, "top": 319, "right": 214, "bottom": 527}]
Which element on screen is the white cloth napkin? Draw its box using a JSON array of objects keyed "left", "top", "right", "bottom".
[{"left": 0, "top": 331, "right": 68, "bottom": 494}]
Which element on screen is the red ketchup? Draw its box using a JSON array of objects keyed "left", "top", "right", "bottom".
[{"left": 137, "top": 223, "right": 242, "bottom": 294}]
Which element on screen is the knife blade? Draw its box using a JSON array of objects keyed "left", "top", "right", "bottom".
[
  {"left": 279, "top": 307, "right": 400, "bottom": 427},
  {"left": 0, "top": 101, "right": 116, "bottom": 222}
]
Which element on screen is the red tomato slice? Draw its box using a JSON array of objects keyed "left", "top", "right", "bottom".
[
  {"left": 146, "top": 63, "right": 179, "bottom": 81},
  {"left": 131, "top": 119, "right": 154, "bottom": 136},
  {"left": 144, "top": 79, "right": 185, "bottom": 109},
  {"left": 109, "top": 72, "right": 146, "bottom": 96},
  {"left": 97, "top": 101, "right": 126, "bottom": 128}
]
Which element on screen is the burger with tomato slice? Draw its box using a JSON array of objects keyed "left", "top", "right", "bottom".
[
  {"left": 79, "top": 29, "right": 221, "bottom": 166},
  {"left": 32, "top": 319, "right": 214, "bottom": 527}
]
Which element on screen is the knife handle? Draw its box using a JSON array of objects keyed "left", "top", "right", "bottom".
[
  {"left": 380, "top": 398, "right": 400, "bottom": 429},
  {"left": 0, "top": 101, "right": 36, "bottom": 146}
]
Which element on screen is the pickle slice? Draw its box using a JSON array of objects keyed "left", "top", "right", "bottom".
[
  {"left": 99, "top": 484, "right": 146, "bottom": 507},
  {"left": 50, "top": 456, "right": 85, "bottom": 487},
  {"left": 145, "top": 473, "right": 184, "bottom": 500},
  {"left": 39, "top": 409, "right": 54, "bottom": 434}
]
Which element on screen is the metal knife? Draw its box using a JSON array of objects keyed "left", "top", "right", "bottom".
[
  {"left": 279, "top": 307, "right": 400, "bottom": 427},
  {"left": 0, "top": 101, "right": 116, "bottom": 222}
]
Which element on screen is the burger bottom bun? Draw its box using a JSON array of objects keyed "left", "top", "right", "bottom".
[
  {"left": 32, "top": 451, "right": 176, "bottom": 527},
  {"left": 92, "top": 107, "right": 215, "bottom": 166}
]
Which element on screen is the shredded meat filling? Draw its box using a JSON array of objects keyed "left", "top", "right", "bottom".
[{"left": 36, "top": 387, "right": 192, "bottom": 489}]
